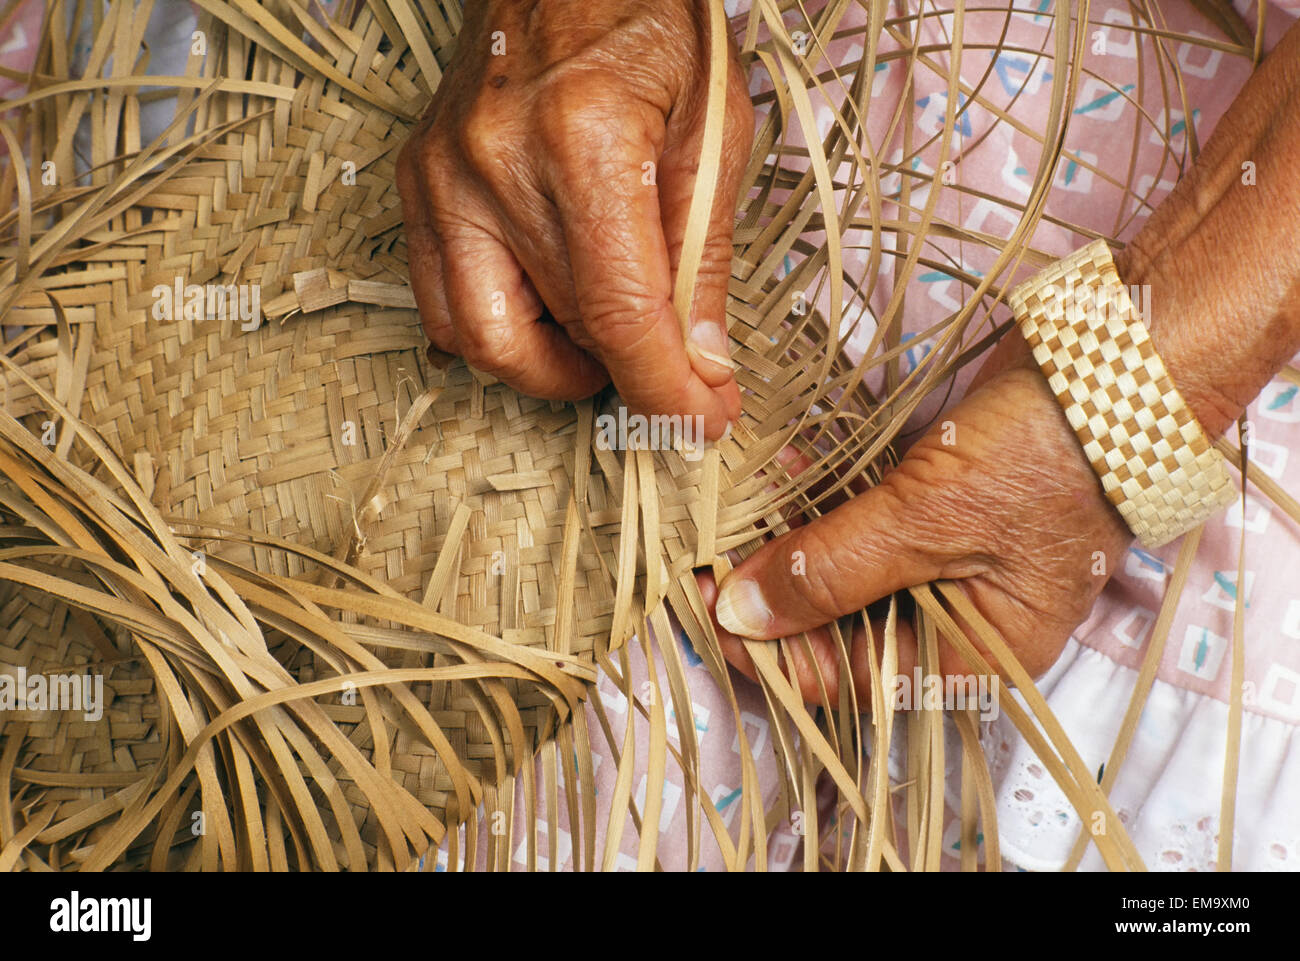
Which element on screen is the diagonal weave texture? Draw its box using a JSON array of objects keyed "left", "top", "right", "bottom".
[
  {"left": 0, "top": 0, "right": 881, "bottom": 869},
  {"left": 0, "top": 0, "right": 1280, "bottom": 873}
]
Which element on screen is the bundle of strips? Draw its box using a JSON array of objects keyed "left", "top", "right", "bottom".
[{"left": 0, "top": 0, "right": 1292, "bottom": 872}]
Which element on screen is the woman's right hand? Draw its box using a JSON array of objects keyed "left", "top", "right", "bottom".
[{"left": 396, "top": 0, "right": 753, "bottom": 440}]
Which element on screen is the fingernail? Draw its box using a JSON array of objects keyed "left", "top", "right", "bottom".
[
  {"left": 715, "top": 577, "right": 773, "bottom": 638},
  {"left": 688, "top": 321, "right": 734, "bottom": 371}
]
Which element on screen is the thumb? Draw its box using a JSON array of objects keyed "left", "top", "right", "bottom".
[
  {"left": 715, "top": 484, "right": 942, "bottom": 640},
  {"left": 657, "top": 62, "right": 753, "bottom": 394},
  {"left": 658, "top": 140, "right": 741, "bottom": 391},
  {"left": 548, "top": 105, "right": 737, "bottom": 439}
]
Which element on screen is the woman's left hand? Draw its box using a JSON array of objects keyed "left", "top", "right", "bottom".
[
  {"left": 705, "top": 14, "right": 1300, "bottom": 702},
  {"left": 704, "top": 336, "right": 1134, "bottom": 703}
]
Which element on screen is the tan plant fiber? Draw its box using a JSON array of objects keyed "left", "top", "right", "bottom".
[{"left": 0, "top": 0, "right": 1291, "bottom": 871}]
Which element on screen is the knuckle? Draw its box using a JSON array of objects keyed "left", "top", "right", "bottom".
[
  {"left": 415, "top": 134, "right": 459, "bottom": 198},
  {"left": 398, "top": 127, "right": 440, "bottom": 200},
  {"left": 695, "top": 246, "right": 734, "bottom": 292},
  {"left": 584, "top": 297, "right": 667, "bottom": 357},
  {"left": 457, "top": 101, "right": 506, "bottom": 168},
  {"left": 449, "top": 96, "right": 541, "bottom": 195},
  {"left": 458, "top": 322, "right": 521, "bottom": 376},
  {"left": 790, "top": 524, "right": 868, "bottom": 617},
  {"left": 396, "top": 136, "right": 419, "bottom": 187},
  {"left": 539, "top": 90, "right": 629, "bottom": 171}
]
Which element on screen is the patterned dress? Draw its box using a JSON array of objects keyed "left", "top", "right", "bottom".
[{"left": 5, "top": 0, "right": 1295, "bottom": 870}]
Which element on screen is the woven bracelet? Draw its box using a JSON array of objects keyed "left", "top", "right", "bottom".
[{"left": 1007, "top": 239, "right": 1236, "bottom": 548}]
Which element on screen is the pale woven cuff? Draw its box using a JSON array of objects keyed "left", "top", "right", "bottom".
[{"left": 1008, "top": 239, "right": 1237, "bottom": 548}]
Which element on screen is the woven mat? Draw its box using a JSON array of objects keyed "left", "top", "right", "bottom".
[
  {"left": 3, "top": 0, "right": 1267, "bottom": 872},
  {"left": 0, "top": 0, "right": 888, "bottom": 870}
]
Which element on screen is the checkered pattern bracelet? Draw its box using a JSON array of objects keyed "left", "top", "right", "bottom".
[{"left": 1007, "top": 239, "right": 1237, "bottom": 548}]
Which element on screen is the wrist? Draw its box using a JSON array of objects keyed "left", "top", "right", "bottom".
[
  {"left": 1112, "top": 238, "right": 1299, "bottom": 441},
  {"left": 1107, "top": 20, "right": 1300, "bottom": 440},
  {"left": 1007, "top": 239, "right": 1239, "bottom": 547}
]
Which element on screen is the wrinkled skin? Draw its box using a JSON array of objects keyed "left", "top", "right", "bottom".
[
  {"left": 396, "top": 0, "right": 752, "bottom": 440},
  {"left": 402, "top": 3, "right": 1300, "bottom": 706},
  {"left": 704, "top": 19, "right": 1300, "bottom": 703},
  {"left": 698, "top": 336, "right": 1136, "bottom": 703}
]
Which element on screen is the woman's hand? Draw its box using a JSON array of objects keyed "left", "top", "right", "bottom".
[
  {"left": 709, "top": 19, "right": 1300, "bottom": 701},
  {"left": 396, "top": 0, "right": 752, "bottom": 440},
  {"left": 706, "top": 337, "right": 1134, "bottom": 703}
]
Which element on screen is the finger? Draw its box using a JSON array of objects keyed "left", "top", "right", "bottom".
[
  {"left": 706, "top": 571, "right": 999, "bottom": 711},
  {"left": 714, "top": 479, "right": 946, "bottom": 640},
  {"left": 658, "top": 146, "right": 738, "bottom": 390},
  {"left": 658, "top": 56, "right": 754, "bottom": 391},
  {"left": 698, "top": 570, "right": 924, "bottom": 708},
  {"left": 756, "top": 443, "right": 872, "bottom": 544},
  {"left": 397, "top": 144, "right": 459, "bottom": 355},
  {"left": 410, "top": 136, "right": 609, "bottom": 400},
  {"left": 754, "top": 444, "right": 812, "bottom": 530},
  {"left": 546, "top": 105, "right": 738, "bottom": 438},
  {"left": 705, "top": 448, "right": 866, "bottom": 704},
  {"left": 410, "top": 237, "right": 460, "bottom": 357},
  {"left": 435, "top": 215, "right": 609, "bottom": 400}
]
